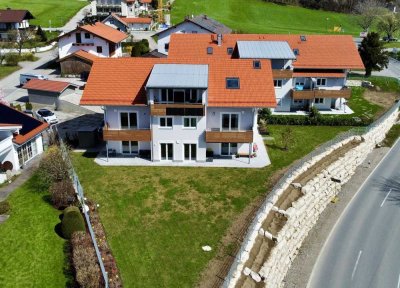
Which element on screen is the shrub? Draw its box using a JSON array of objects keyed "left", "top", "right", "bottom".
[
  {"left": 61, "top": 206, "right": 85, "bottom": 239},
  {"left": 36, "top": 25, "right": 47, "bottom": 42},
  {"left": 71, "top": 231, "right": 102, "bottom": 288},
  {"left": 281, "top": 126, "right": 295, "bottom": 150},
  {"left": 20, "top": 53, "right": 36, "bottom": 62},
  {"left": 25, "top": 102, "right": 33, "bottom": 111},
  {"left": 50, "top": 179, "right": 76, "bottom": 209},
  {"left": 309, "top": 106, "right": 321, "bottom": 119},
  {"left": 130, "top": 39, "right": 150, "bottom": 57},
  {"left": 4, "top": 53, "right": 19, "bottom": 66},
  {"left": 265, "top": 114, "right": 373, "bottom": 126},
  {"left": 0, "top": 201, "right": 10, "bottom": 214},
  {"left": 38, "top": 145, "right": 70, "bottom": 189}
]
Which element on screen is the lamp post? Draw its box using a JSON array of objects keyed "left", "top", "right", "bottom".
[{"left": 326, "top": 18, "right": 329, "bottom": 32}]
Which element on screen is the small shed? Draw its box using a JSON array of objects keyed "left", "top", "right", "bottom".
[
  {"left": 23, "top": 79, "right": 78, "bottom": 110},
  {"left": 57, "top": 50, "right": 98, "bottom": 78},
  {"left": 77, "top": 126, "right": 98, "bottom": 148}
]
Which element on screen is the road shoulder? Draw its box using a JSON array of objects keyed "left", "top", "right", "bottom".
[{"left": 283, "top": 146, "right": 390, "bottom": 288}]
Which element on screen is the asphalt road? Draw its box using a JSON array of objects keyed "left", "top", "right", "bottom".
[{"left": 308, "top": 138, "right": 400, "bottom": 288}]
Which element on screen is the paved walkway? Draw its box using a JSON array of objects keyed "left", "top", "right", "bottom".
[{"left": 0, "top": 156, "right": 41, "bottom": 202}]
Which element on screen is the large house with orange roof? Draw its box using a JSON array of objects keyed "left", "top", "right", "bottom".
[
  {"left": 58, "top": 22, "right": 128, "bottom": 60},
  {"left": 80, "top": 33, "right": 363, "bottom": 165}
]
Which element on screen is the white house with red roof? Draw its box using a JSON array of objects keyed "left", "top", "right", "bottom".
[
  {"left": 102, "top": 13, "right": 153, "bottom": 32},
  {"left": 58, "top": 22, "right": 128, "bottom": 59},
  {"left": 90, "top": 0, "right": 153, "bottom": 18}
]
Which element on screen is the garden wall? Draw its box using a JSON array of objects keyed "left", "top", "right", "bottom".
[{"left": 224, "top": 102, "right": 400, "bottom": 288}]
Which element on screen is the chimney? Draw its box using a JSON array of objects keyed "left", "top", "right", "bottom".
[{"left": 217, "top": 34, "right": 222, "bottom": 46}]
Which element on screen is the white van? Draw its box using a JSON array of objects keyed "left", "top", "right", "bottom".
[{"left": 19, "top": 73, "right": 48, "bottom": 86}]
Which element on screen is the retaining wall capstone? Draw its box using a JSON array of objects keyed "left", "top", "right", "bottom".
[{"left": 225, "top": 104, "right": 400, "bottom": 288}]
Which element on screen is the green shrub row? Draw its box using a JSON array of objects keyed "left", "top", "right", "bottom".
[
  {"left": 264, "top": 115, "right": 373, "bottom": 126},
  {"left": 4, "top": 53, "right": 37, "bottom": 66}
]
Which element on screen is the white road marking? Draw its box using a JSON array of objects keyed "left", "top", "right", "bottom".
[
  {"left": 397, "top": 273, "right": 400, "bottom": 288},
  {"left": 351, "top": 250, "right": 362, "bottom": 280},
  {"left": 380, "top": 189, "right": 393, "bottom": 207}
]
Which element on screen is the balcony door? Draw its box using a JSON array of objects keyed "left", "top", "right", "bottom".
[
  {"left": 221, "top": 113, "right": 239, "bottom": 131},
  {"left": 184, "top": 144, "right": 196, "bottom": 161},
  {"left": 122, "top": 141, "right": 138, "bottom": 154},
  {"left": 120, "top": 112, "right": 138, "bottom": 129},
  {"left": 221, "top": 143, "right": 238, "bottom": 156},
  {"left": 160, "top": 143, "right": 173, "bottom": 160}
]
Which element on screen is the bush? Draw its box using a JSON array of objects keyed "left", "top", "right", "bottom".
[
  {"left": 4, "top": 53, "right": 19, "bottom": 66},
  {"left": 37, "top": 145, "right": 70, "bottom": 189},
  {"left": 130, "top": 39, "right": 150, "bottom": 57},
  {"left": 309, "top": 106, "right": 321, "bottom": 119},
  {"left": 20, "top": 53, "right": 36, "bottom": 62},
  {"left": 25, "top": 102, "right": 33, "bottom": 111},
  {"left": 264, "top": 114, "right": 373, "bottom": 126},
  {"left": 0, "top": 201, "right": 10, "bottom": 214},
  {"left": 50, "top": 179, "right": 76, "bottom": 209},
  {"left": 61, "top": 206, "right": 85, "bottom": 239},
  {"left": 71, "top": 231, "right": 102, "bottom": 288}
]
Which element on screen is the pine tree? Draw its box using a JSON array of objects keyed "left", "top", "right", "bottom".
[
  {"left": 36, "top": 25, "right": 47, "bottom": 42},
  {"left": 358, "top": 32, "right": 389, "bottom": 77}
]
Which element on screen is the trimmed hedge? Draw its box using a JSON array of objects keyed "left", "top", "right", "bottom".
[
  {"left": 264, "top": 115, "right": 373, "bottom": 126},
  {"left": 61, "top": 206, "right": 85, "bottom": 239}
]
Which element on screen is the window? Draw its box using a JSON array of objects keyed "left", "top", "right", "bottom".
[
  {"left": 184, "top": 144, "right": 197, "bottom": 161},
  {"left": 293, "top": 99, "right": 303, "bottom": 104},
  {"left": 120, "top": 112, "right": 137, "bottom": 129},
  {"left": 164, "top": 43, "right": 169, "bottom": 50},
  {"left": 97, "top": 46, "right": 103, "bottom": 53},
  {"left": 274, "top": 79, "right": 283, "bottom": 88},
  {"left": 160, "top": 143, "right": 173, "bottom": 160},
  {"left": 226, "top": 78, "right": 240, "bottom": 89},
  {"left": 160, "top": 89, "right": 173, "bottom": 103},
  {"left": 192, "top": 31, "right": 198, "bottom": 34},
  {"left": 314, "top": 98, "right": 324, "bottom": 104},
  {"left": 295, "top": 81, "right": 305, "bottom": 86},
  {"left": 183, "top": 117, "right": 197, "bottom": 128},
  {"left": 75, "top": 32, "right": 81, "bottom": 43},
  {"left": 221, "top": 143, "right": 238, "bottom": 156},
  {"left": 160, "top": 117, "right": 173, "bottom": 128},
  {"left": 316, "top": 78, "right": 327, "bottom": 86},
  {"left": 293, "top": 48, "right": 299, "bottom": 55},
  {"left": 227, "top": 47, "right": 233, "bottom": 55},
  {"left": 84, "top": 33, "right": 90, "bottom": 39},
  {"left": 185, "top": 89, "right": 199, "bottom": 103},
  {"left": 253, "top": 60, "right": 261, "bottom": 69},
  {"left": 173, "top": 90, "right": 185, "bottom": 103},
  {"left": 207, "top": 47, "right": 213, "bottom": 54},
  {"left": 222, "top": 113, "right": 239, "bottom": 131},
  {"left": 122, "top": 141, "right": 138, "bottom": 154},
  {"left": 300, "top": 35, "right": 307, "bottom": 41}
]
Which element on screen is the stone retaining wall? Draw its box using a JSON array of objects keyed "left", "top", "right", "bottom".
[{"left": 226, "top": 104, "right": 400, "bottom": 288}]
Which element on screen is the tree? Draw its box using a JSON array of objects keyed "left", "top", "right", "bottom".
[
  {"left": 355, "top": 0, "right": 387, "bottom": 32},
  {"left": 36, "top": 25, "right": 47, "bottom": 42},
  {"left": 358, "top": 32, "right": 389, "bottom": 76},
  {"left": 377, "top": 13, "right": 400, "bottom": 40},
  {"left": 9, "top": 29, "right": 35, "bottom": 55},
  {"left": 281, "top": 126, "right": 295, "bottom": 151}
]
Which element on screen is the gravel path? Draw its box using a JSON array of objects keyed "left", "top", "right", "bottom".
[{"left": 283, "top": 146, "right": 390, "bottom": 288}]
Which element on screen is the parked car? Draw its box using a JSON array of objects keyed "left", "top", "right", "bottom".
[
  {"left": 19, "top": 73, "right": 48, "bottom": 86},
  {"left": 36, "top": 109, "right": 58, "bottom": 124}
]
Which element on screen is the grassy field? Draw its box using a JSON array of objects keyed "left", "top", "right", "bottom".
[
  {"left": 384, "top": 42, "right": 400, "bottom": 48},
  {"left": 0, "top": 65, "right": 21, "bottom": 80},
  {"left": 0, "top": 174, "right": 70, "bottom": 287},
  {"left": 171, "top": 0, "right": 360, "bottom": 35},
  {"left": 72, "top": 125, "right": 350, "bottom": 287},
  {"left": 347, "top": 87, "right": 384, "bottom": 119},
  {"left": 383, "top": 123, "right": 400, "bottom": 147},
  {"left": 348, "top": 75, "right": 400, "bottom": 93},
  {"left": 0, "top": 0, "right": 87, "bottom": 27}
]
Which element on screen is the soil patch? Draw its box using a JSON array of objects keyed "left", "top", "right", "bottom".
[{"left": 363, "top": 90, "right": 399, "bottom": 111}]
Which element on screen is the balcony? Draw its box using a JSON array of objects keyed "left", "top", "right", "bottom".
[
  {"left": 272, "top": 69, "right": 293, "bottom": 79},
  {"left": 150, "top": 103, "right": 205, "bottom": 116},
  {"left": 292, "top": 87, "right": 351, "bottom": 100},
  {"left": 205, "top": 130, "right": 253, "bottom": 143},
  {"left": 72, "top": 43, "right": 94, "bottom": 47},
  {"left": 103, "top": 126, "right": 151, "bottom": 142}
]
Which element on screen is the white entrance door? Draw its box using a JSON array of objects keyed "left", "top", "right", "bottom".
[
  {"left": 184, "top": 144, "right": 196, "bottom": 161},
  {"left": 160, "top": 143, "right": 173, "bottom": 160}
]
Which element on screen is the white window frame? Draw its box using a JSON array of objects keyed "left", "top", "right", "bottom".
[
  {"left": 119, "top": 111, "right": 138, "bottom": 130},
  {"left": 274, "top": 79, "right": 283, "bottom": 88},
  {"left": 316, "top": 78, "right": 327, "bottom": 86},
  {"left": 314, "top": 98, "right": 324, "bottom": 104},
  {"left": 183, "top": 142, "right": 197, "bottom": 161},
  {"left": 182, "top": 116, "right": 197, "bottom": 129},
  {"left": 220, "top": 143, "right": 238, "bottom": 156},
  {"left": 221, "top": 113, "right": 240, "bottom": 131},
  {"left": 293, "top": 99, "right": 303, "bottom": 104},
  {"left": 121, "top": 141, "right": 139, "bottom": 155},
  {"left": 159, "top": 116, "right": 173, "bottom": 129},
  {"left": 160, "top": 142, "right": 174, "bottom": 161}
]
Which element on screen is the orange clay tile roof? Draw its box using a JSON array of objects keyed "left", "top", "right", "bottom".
[
  {"left": 61, "top": 22, "right": 128, "bottom": 44},
  {"left": 58, "top": 49, "right": 98, "bottom": 63},
  {"left": 0, "top": 104, "right": 48, "bottom": 145},
  {"left": 292, "top": 72, "right": 346, "bottom": 78},
  {"left": 23, "top": 79, "right": 76, "bottom": 93},
  {"left": 139, "top": 0, "right": 152, "bottom": 3},
  {"left": 80, "top": 58, "right": 276, "bottom": 108},
  {"left": 168, "top": 34, "right": 365, "bottom": 70},
  {"left": 120, "top": 17, "right": 152, "bottom": 24}
]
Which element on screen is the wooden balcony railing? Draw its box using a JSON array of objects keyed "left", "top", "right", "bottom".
[
  {"left": 150, "top": 103, "right": 205, "bottom": 116},
  {"left": 272, "top": 69, "right": 293, "bottom": 79},
  {"left": 292, "top": 88, "right": 351, "bottom": 100},
  {"left": 205, "top": 130, "right": 253, "bottom": 143},
  {"left": 103, "top": 127, "right": 151, "bottom": 142}
]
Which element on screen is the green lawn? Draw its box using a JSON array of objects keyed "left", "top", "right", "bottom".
[
  {"left": 384, "top": 42, "right": 400, "bottom": 48},
  {"left": 72, "top": 125, "right": 351, "bottom": 288},
  {"left": 171, "top": 0, "right": 360, "bottom": 35},
  {"left": 0, "top": 174, "right": 70, "bottom": 287},
  {"left": 348, "top": 74, "right": 400, "bottom": 93},
  {"left": 347, "top": 87, "right": 384, "bottom": 120},
  {"left": 0, "top": 0, "right": 87, "bottom": 27},
  {"left": 0, "top": 65, "right": 21, "bottom": 80}
]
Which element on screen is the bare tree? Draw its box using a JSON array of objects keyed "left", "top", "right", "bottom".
[
  {"left": 355, "top": 0, "right": 387, "bottom": 32},
  {"left": 8, "top": 29, "right": 35, "bottom": 55},
  {"left": 377, "top": 13, "right": 400, "bottom": 40}
]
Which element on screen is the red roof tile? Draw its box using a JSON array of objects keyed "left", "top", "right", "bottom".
[
  {"left": 23, "top": 79, "right": 76, "bottom": 93},
  {"left": 168, "top": 34, "right": 365, "bottom": 70},
  {"left": 120, "top": 17, "right": 152, "bottom": 24},
  {"left": 61, "top": 22, "right": 128, "bottom": 44},
  {"left": 58, "top": 49, "right": 98, "bottom": 63}
]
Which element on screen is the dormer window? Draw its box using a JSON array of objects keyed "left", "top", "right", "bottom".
[
  {"left": 207, "top": 47, "right": 213, "bottom": 55},
  {"left": 300, "top": 35, "right": 307, "bottom": 41},
  {"left": 227, "top": 47, "right": 233, "bottom": 55},
  {"left": 293, "top": 48, "right": 299, "bottom": 56},
  {"left": 253, "top": 60, "right": 261, "bottom": 69},
  {"left": 226, "top": 77, "right": 240, "bottom": 89}
]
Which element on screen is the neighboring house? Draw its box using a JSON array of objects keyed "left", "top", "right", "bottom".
[
  {"left": 155, "top": 14, "right": 232, "bottom": 55},
  {"left": 90, "top": 0, "right": 153, "bottom": 17},
  {"left": 23, "top": 79, "right": 78, "bottom": 110},
  {"left": 0, "top": 104, "right": 48, "bottom": 182},
  {"left": 58, "top": 22, "right": 128, "bottom": 59},
  {"left": 102, "top": 13, "right": 152, "bottom": 32},
  {"left": 80, "top": 57, "right": 275, "bottom": 163},
  {"left": 57, "top": 50, "right": 98, "bottom": 77},
  {"left": 167, "top": 33, "right": 365, "bottom": 113},
  {"left": 0, "top": 8, "right": 34, "bottom": 40}
]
